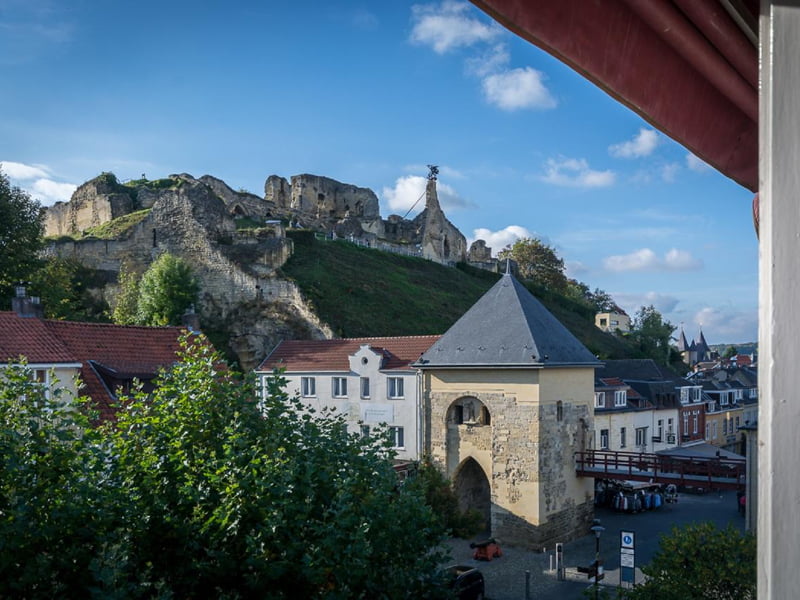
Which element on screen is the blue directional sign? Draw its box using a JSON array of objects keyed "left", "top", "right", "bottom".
[
  {"left": 620, "top": 530, "right": 636, "bottom": 585},
  {"left": 621, "top": 531, "right": 635, "bottom": 549}
]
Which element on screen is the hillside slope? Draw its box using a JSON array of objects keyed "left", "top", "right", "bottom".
[{"left": 281, "top": 232, "right": 635, "bottom": 359}]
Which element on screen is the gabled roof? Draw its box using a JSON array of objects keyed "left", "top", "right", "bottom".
[
  {"left": 0, "top": 312, "right": 75, "bottom": 364},
  {"left": 0, "top": 311, "right": 185, "bottom": 422},
  {"left": 257, "top": 335, "right": 441, "bottom": 373},
  {"left": 417, "top": 272, "right": 599, "bottom": 368}
]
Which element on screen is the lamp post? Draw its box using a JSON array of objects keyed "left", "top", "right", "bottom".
[{"left": 590, "top": 519, "right": 605, "bottom": 600}]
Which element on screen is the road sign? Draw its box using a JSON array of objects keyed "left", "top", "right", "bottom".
[
  {"left": 621, "top": 531, "right": 635, "bottom": 549},
  {"left": 621, "top": 553, "right": 635, "bottom": 568}
]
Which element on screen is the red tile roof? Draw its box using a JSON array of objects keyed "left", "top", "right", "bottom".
[
  {"left": 0, "top": 311, "right": 186, "bottom": 422},
  {"left": 0, "top": 312, "right": 75, "bottom": 364},
  {"left": 258, "top": 335, "right": 441, "bottom": 373}
]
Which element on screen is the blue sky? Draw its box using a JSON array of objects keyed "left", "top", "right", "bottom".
[{"left": 0, "top": 0, "right": 757, "bottom": 344}]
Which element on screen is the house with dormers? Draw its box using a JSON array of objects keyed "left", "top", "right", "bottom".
[
  {"left": 0, "top": 287, "right": 186, "bottom": 422},
  {"left": 592, "top": 359, "right": 683, "bottom": 455},
  {"left": 416, "top": 271, "right": 600, "bottom": 548},
  {"left": 685, "top": 364, "right": 758, "bottom": 454},
  {"left": 256, "top": 336, "right": 439, "bottom": 461}
]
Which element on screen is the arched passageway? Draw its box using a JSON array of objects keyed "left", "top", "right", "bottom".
[{"left": 454, "top": 457, "right": 491, "bottom": 534}]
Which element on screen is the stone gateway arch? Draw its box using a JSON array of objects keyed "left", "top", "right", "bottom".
[{"left": 416, "top": 272, "right": 598, "bottom": 548}]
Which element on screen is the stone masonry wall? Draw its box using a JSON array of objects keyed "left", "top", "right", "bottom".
[{"left": 426, "top": 383, "right": 594, "bottom": 549}]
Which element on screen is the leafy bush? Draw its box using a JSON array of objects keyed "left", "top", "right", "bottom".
[{"left": 0, "top": 339, "right": 452, "bottom": 598}]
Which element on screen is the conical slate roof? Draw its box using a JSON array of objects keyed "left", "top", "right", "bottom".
[
  {"left": 677, "top": 327, "right": 690, "bottom": 352},
  {"left": 417, "top": 272, "right": 600, "bottom": 368}
]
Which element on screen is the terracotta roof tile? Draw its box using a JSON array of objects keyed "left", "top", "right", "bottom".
[
  {"left": 0, "top": 312, "right": 187, "bottom": 422},
  {"left": 258, "top": 335, "right": 441, "bottom": 373},
  {"left": 0, "top": 312, "right": 75, "bottom": 364}
]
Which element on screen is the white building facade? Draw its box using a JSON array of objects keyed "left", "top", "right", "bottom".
[{"left": 256, "top": 336, "right": 439, "bottom": 461}]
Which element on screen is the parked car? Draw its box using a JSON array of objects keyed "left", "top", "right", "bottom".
[{"left": 446, "top": 565, "right": 485, "bottom": 600}]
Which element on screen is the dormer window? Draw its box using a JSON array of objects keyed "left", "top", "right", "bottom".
[
  {"left": 594, "top": 392, "right": 606, "bottom": 408},
  {"left": 614, "top": 390, "right": 626, "bottom": 407}
]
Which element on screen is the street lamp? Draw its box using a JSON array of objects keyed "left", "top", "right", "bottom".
[{"left": 590, "top": 519, "right": 605, "bottom": 600}]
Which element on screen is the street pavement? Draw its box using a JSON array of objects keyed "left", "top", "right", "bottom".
[{"left": 445, "top": 489, "right": 745, "bottom": 600}]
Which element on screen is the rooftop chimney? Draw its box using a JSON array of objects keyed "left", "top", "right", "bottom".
[
  {"left": 181, "top": 304, "right": 201, "bottom": 333},
  {"left": 11, "top": 282, "right": 44, "bottom": 318}
]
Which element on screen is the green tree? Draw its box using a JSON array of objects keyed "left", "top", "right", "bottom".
[
  {"left": 0, "top": 167, "right": 44, "bottom": 305},
  {"left": 723, "top": 345, "right": 738, "bottom": 359},
  {"left": 631, "top": 305, "right": 676, "bottom": 365},
  {"left": 627, "top": 522, "right": 756, "bottom": 600},
  {"left": 112, "top": 260, "right": 142, "bottom": 325},
  {"left": 30, "top": 256, "right": 110, "bottom": 321},
  {"left": 0, "top": 339, "right": 451, "bottom": 598},
  {"left": 498, "top": 237, "right": 568, "bottom": 292},
  {"left": 0, "top": 362, "right": 110, "bottom": 597},
  {"left": 135, "top": 252, "right": 199, "bottom": 326}
]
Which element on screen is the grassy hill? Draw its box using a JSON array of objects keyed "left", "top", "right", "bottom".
[{"left": 281, "top": 231, "right": 635, "bottom": 359}]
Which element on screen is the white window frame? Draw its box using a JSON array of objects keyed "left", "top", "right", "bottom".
[
  {"left": 301, "top": 376, "right": 316, "bottom": 397},
  {"left": 635, "top": 426, "right": 648, "bottom": 448},
  {"left": 720, "top": 393, "right": 730, "bottom": 406},
  {"left": 680, "top": 387, "right": 690, "bottom": 404},
  {"left": 360, "top": 377, "right": 370, "bottom": 399},
  {"left": 614, "top": 390, "right": 626, "bottom": 407},
  {"left": 692, "top": 410, "right": 699, "bottom": 434},
  {"left": 594, "top": 392, "right": 606, "bottom": 408},
  {"left": 387, "top": 377, "right": 404, "bottom": 399},
  {"left": 389, "top": 426, "right": 404, "bottom": 449},
  {"left": 600, "top": 429, "right": 609, "bottom": 450},
  {"left": 332, "top": 377, "right": 348, "bottom": 398},
  {"left": 690, "top": 387, "right": 702, "bottom": 402},
  {"left": 656, "top": 419, "right": 664, "bottom": 440}
]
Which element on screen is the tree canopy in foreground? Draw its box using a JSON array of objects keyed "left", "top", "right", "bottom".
[
  {"left": 0, "top": 337, "right": 450, "bottom": 599},
  {"left": 627, "top": 522, "right": 756, "bottom": 600}
]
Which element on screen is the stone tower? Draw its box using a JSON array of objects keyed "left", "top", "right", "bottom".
[
  {"left": 419, "top": 171, "right": 467, "bottom": 265},
  {"left": 416, "top": 272, "right": 599, "bottom": 548}
]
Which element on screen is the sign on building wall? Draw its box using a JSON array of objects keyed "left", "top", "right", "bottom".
[{"left": 361, "top": 404, "right": 394, "bottom": 423}]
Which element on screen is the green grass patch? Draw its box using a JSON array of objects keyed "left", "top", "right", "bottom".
[
  {"left": 281, "top": 233, "right": 639, "bottom": 359},
  {"left": 82, "top": 209, "right": 152, "bottom": 239},
  {"left": 123, "top": 177, "right": 178, "bottom": 190}
]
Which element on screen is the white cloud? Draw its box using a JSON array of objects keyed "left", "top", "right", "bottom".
[
  {"left": 660, "top": 162, "right": 679, "bottom": 183},
  {"left": 691, "top": 307, "right": 759, "bottom": 344},
  {"left": 482, "top": 67, "right": 556, "bottom": 111},
  {"left": 381, "top": 174, "right": 471, "bottom": 215},
  {"left": 686, "top": 153, "right": 712, "bottom": 172},
  {"left": 603, "top": 247, "right": 703, "bottom": 272},
  {"left": 663, "top": 248, "right": 702, "bottom": 270},
  {"left": 609, "top": 128, "right": 659, "bottom": 158},
  {"left": 541, "top": 157, "right": 615, "bottom": 188},
  {"left": 1, "top": 160, "right": 77, "bottom": 205},
  {"left": 615, "top": 292, "right": 680, "bottom": 316},
  {"left": 1, "top": 160, "right": 50, "bottom": 180},
  {"left": 604, "top": 248, "right": 659, "bottom": 272},
  {"left": 468, "top": 225, "right": 533, "bottom": 255},
  {"left": 465, "top": 43, "right": 509, "bottom": 77},
  {"left": 409, "top": 1, "right": 501, "bottom": 54},
  {"left": 31, "top": 178, "right": 77, "bottom": 204}
]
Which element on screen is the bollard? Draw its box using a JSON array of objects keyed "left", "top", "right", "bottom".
[{"left": 525, "top": 570, "right": 531, "bottom": 600}]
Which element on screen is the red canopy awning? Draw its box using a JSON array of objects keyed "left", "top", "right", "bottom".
[{"left": 471, "top": 0, "right": 758, "bottom": 192}]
